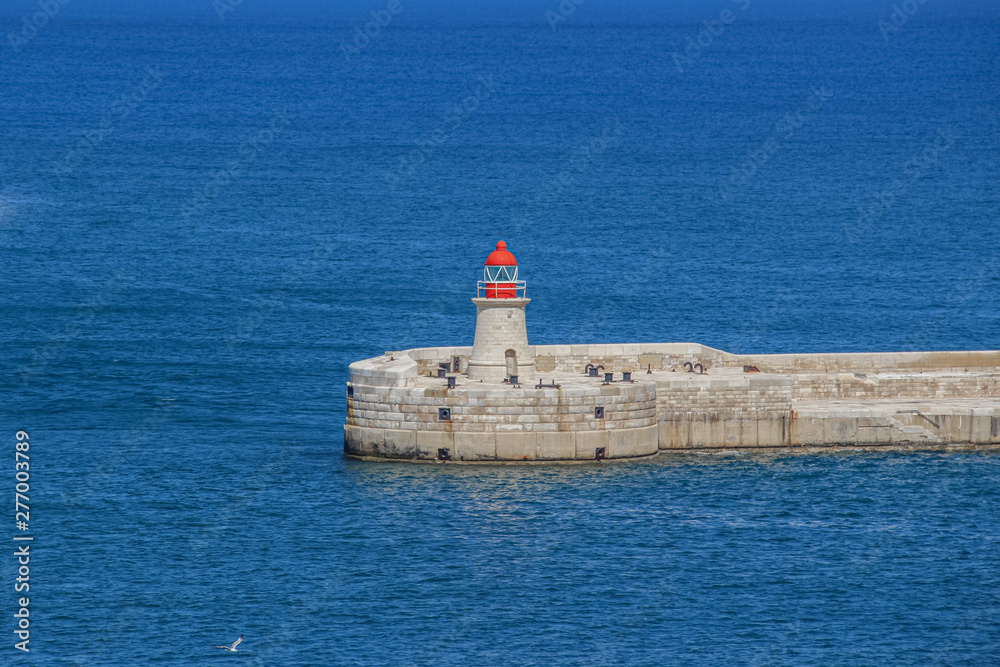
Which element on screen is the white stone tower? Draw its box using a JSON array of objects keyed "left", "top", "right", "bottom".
[{"left": 466, "top": 241, "right": 536, "bottom": 384}]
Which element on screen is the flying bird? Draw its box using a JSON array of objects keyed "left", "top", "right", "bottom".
[{"left": 213, "top": 635, "right": 243, "bottom": 652}]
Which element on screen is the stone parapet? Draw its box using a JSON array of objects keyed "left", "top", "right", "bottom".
[
  {"left": 346, "top": 343, "right": 1000, "bottom": 460},
  {"left": 347, "top": 355, "right": 418, "bottom": 387},
  {"left": 724, "top": 350, "right": 1000, "bottom": 373},
  {"left": 532, "top": 343, "right": 727, "bottom": 374}
]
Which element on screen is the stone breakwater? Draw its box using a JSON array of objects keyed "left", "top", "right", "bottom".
[{"left": 345, "top": 344, "right": 1000, "bottom": 462}]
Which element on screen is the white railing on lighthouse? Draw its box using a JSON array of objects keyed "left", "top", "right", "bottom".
[{"left": 477, "top": 280, "right": 527, "bottom": 298}]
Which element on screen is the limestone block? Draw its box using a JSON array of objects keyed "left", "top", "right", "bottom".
[
  {"left": 606, "top": 425, "right": 658, "bottom": 458},
  {"left": 620, "top": 418, "right": 654, "bottom": 430},
  {"left": 638, "top": 354, "right": 663, "bottom": 370},
  {"left": 382, "top": 428, "right": 418, "bottom": 456},
  {"left": 639, "top": 424, "right": 659, "bottom": 453},
  {"left": 824, "top": 418, "right": 858, "bottom": 445},
  {"left": 422, "top": 421, "right": 451, "bottom": 432},
  {"left": 756, "top": 417, "right": 786, "bottom": 447},
  {"left": 607, "top": 428, "right": 636, "bottom": 458},
  {"left": 791, "top": 416, "right": 825, "bottom": 446},
  {"left": 530, "top": 423, "right": 560, "bottom": 432},
  {"left": 857, "top": 424, "right": 891, "bottom": 444},
  {"left": 535, "top": 356, "right": 556, "bottom": 372},
  {"left": 536, "top": 432, "right": 575, "bottom": 460},
  {"left": 455, "top": 432, "right": 496, "bottom": 460},
  {"left": 574, "top": 429, "right": 608, "bottom": 459},
  {"left": 658, "top": 420, "right": 686, "bottom": 449},
  {"left": 704, "top": 415, "right": 726, "bottom": 447},
  {"left": 723, "top": 419, "right": 742, "bottom": 446},
  {"left": 344, "top": 425, "right": 424, "bottom": 459},
  {"left": 416, "top": 430, "right": 454, "bottom": 456},
  {"left": 937, "top": 414, "right": 966, "bottom": 443},
  {"left": 689, "top": 416, "right": 712, "bottom": 448},
  {"left": 344, "top": 424, "right": 378, "bottom": 457},
  {"left": 494, "top": 420, "right": 523, "bottom": 430},
  {"left": 496, "top": 432, "right": 537, "bottom": 460},
  {"left": 969, "top": 414, "right": 992, "bottom": 444}
]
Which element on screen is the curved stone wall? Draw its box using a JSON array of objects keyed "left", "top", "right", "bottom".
[{"left": 345, "top": 377, "right": 658, "bottom": 462}]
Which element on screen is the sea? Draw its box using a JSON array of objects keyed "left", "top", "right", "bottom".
[{"left": 1, "top": 0, "right": 998, "bottom": 664}]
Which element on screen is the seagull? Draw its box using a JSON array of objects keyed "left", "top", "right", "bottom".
[{"left": 213, "top": 635, "right": 243, "bottom": 652}]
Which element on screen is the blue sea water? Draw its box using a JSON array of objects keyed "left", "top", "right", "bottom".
[{"left": 1, "top": 1, "right": 999, "bottom": 664}]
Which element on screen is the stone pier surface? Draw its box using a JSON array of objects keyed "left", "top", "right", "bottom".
[{"left": 345, "top": 343, "right": 1000, "bottom": 462}]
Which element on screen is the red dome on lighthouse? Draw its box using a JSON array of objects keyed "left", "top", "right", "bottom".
[
  {"left": 484, "top": 240, "right": 518, "bottom": 266},
  {"left": 478, "top": 240, "right": 524, "bottom": 299}
]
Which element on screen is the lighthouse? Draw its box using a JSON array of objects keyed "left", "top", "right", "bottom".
[{"left": 466, "top": 241, "right": 536, "bottom": 384}]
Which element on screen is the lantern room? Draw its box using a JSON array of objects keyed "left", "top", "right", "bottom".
[{"left": 478, "top": 240, "right": 526, "bottom": 298}]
